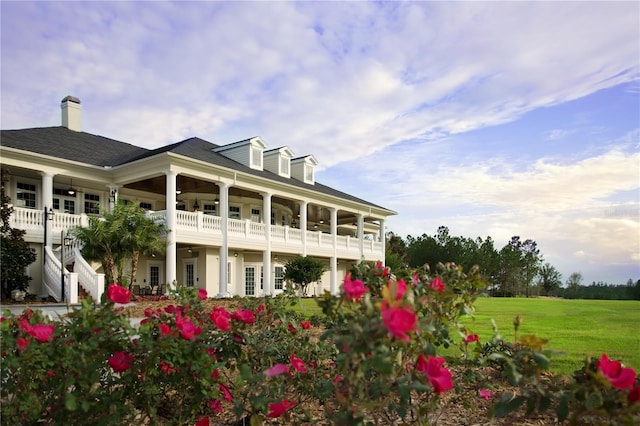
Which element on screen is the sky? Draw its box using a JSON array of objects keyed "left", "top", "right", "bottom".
[{"left": 1, "top": 1, "right": 639, "bottom": 286}]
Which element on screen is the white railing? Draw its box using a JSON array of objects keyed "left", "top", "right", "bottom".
[
  {"left": 43, "top": 246, "right": 78, "bottom": 303},
  {"left": 69, "top": 247, "right": 105, "bottom": 302},
  {"left": 9, "top": 207, "right": 42, "bottom": 230}
]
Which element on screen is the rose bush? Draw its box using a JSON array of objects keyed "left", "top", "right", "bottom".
[{"left": 1, "top": 263, "right": 638, "bottom": 425}]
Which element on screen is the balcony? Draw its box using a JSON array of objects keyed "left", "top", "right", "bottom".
[{"left": 12, "top": 208, "right": 384, "bottom": 260}]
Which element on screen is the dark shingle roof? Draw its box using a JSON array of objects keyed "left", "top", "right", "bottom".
[
  {"left": 1, "top": 127, "right": 392, "bottom": 212},
  {"left": 1, "top": 127, "right": 147, "bottom": 167}
]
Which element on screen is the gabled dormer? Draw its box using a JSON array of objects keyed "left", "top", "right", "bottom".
[
  {"left": 291, "top": 155, "right": 318, "bottom": 185},
  {"left": 213, "top": 136, "right": 266, "bottom": 171},
  {"left": 264, "top": 146, "right": 295, "bottom": 178}
]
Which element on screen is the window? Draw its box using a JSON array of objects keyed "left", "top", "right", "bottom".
[
  {"left": 251, "top": 208, "right": 261, "bottom": 223},
  {"left": 203, "top": 203, "right": 217, "bottom": 215},
  {"left": 251, "top": 146, "right": 262, "bottom": 168},
  {"left": 280, "top": 156, "right": 289, "bottom": 175},
  {"left": 84, "top": 193, "right": 100, "bottom": 214},
  {"left": 139, "top": 202, "right": 153, "bottom": 210},
  {"left": 271, "top": 211, "right": 276, "bottom": 225},
  {"left": 149, "top": 265, "right": 160, "bottom": 287},
  {"left": 260, "top": 266, "right": 264, "bottom": 290},
  {"left": 245, "top": 266, "right": 255, "bottom": 296},
  {"left": 53, "top": 188, "right": 76, "bottom": 213},
  {"left": 275, "top": 266, "right": 284, "bottom": 290},
  {"left": 229, "top": 206, "right": 241, "bottom": 219},
  {"left": 16, "top": 182, "right": 36, "bottom": 208},
  {"left": 185, "top": 262, "right": 195, "bottom": 287},
  {"left": 305, "top": 164, "right": 314, "bottom": 182}
]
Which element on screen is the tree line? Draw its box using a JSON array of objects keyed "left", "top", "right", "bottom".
[{"left": 385, "top": 226, "right": 640, "bottom": 301}]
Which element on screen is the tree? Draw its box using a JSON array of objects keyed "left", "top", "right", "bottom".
[
  {"left": 71, "top": 201, "right": 166, "bottom": 286},
  {"left": 0, "top": 169, "right": 37, "bottom": 299},
  {"left": 283, "top": 255, "right": 325, "bottom": 296},
  {"left": 496, "top": 236, "right": 541, "bottom": 297},
  {"left": 537, "top": 263, "right": 562, "bottom": 296},
  {"left": 565, "top": 272, "right": 583, "bottom": 299}
]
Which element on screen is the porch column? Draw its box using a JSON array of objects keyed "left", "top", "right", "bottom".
[
  {"left": 379, "top": 219, "right": 386, "bottom": 263},
  {"left": 218, "top": 182, "right": 230, "bottom": 297},
  {"left": 41, "top": 172, "right": 54, "bottom": 248},
  {"left": 330, "top": 207, "right": 338, "bottom": 295},
  {"left": 165, "top": 171, "right": 177, "bottom": 291},
  {"left": 108, "top": 185, "right": 118, "bottom": 212},
  {"left": 299, "top": 200, "right": 308, "bottom": 256},
  {"left": 357, "top": 213, "right": 365, "bottom": 261},
  {"left": 262, "top": 192, "right": 272, "bottom": 296}
]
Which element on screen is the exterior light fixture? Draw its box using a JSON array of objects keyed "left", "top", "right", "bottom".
[
  {"left": 66, "top": 179, "right": 76, "bottom": 196},
  {"left": 193, "top": 199, "right": 200, "bottom": 212},
  {"left": 214, "top": 198, "right": 220, "bottom": 205},
  {"left": 234, "top": 251, "right": 238, "bottom": 257}
]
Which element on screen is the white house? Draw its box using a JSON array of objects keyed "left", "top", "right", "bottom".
[{"left": 0, "top": 96, "right": 396, "bottom": 302}]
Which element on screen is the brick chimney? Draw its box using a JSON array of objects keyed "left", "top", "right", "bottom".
[{"left": 61, "top": 96, "right": 81, "bottom": 131}]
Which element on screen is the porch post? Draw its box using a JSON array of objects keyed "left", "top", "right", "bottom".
[
  {"left": 379, "top": 219, "right": 386, "bottom": 263},
  {"left": 299, "top": 200, "right": 308, "bottom": 257},
  {"left": 330, "top": 207, "right": 338, "bottom": 295},
  {"left": 262, "top": 192, "right": 272, "bottom": 296},
  {"left": 41, "top": 172, "right": 54, "bottom": 248},
  {"left": 218, "top": 182, "right": 230, "bottom": 297},
  {"left": 165, "top": 170, "right": 177, "bottom": 291},
  {"left": 108, "top": 184, "right": 118, "bottom": 212},
  {"left": 357, "top": 213, "right": 365, "bottom": 261}
]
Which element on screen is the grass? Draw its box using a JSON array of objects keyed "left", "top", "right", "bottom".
[{"left": 290, "top": 296, "right": 640, "bottom": 375}]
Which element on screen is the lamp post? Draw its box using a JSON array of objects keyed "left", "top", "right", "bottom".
[
  {"left": 43, "top": 207, "right": 54, "bottom": 266},
  {"left": 61, "top": 231, "right": 74, "bottom": 302}
]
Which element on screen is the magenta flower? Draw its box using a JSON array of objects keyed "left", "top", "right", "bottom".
[
  {"left": 290, "top": 353, "right": 307, "bottom": 373},
  {"left": 343, "top": 272, "right": 367, "bottom": 302},
  {"left": 231, "top": 307, "right": 256, "bottom": 324},
  {"left": 416, "top": 354, "right": 453, "bottom": 393},
  {"left": 28, "top": 324, "right": 55, "bottom": 343},
  {"left": 210, "top": 307, "right": 231, "bottom": 332},
  {"left": 198, "top": 288, "right": 208, "bottom": 300},
  {"left": 267, "top": 399, "right": 296, "bottom": 418},
  {"left": 176, "top": 313, "right": 202, "bottom": 340},
  {"left": 429, "top": 277, "right": 445, "bottom": 292},
  {"left": 208, "top": 399, "right": 223, "bottom": 413},
  {"left": 108, "top": 351, "right": 134, "bottom": 372},
  {"left": 381, "top": 303, "right": 417, "bottom": 342},
  {"left": 464, "top": 334, "right": 479, "bottom": 344},
  {"left": 479, "top": 388, "right": 493, "bottom": 400},
  {"left": 159, "top": 323, "right": 171, "bottom": 336},
  {"left": 106, "top": 283, "right": 132, "bottom": 304},
  {"left": 265, "top": 363, "right": 289, "bottom": 377},
  {"left": 219, "top": 383, "right": 233, "bottom": 402},
  {"left": 597, "top": 353, "right": 637, "bottom": 390}
]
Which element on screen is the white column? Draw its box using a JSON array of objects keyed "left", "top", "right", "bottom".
[
  {"left": 262, "top": 192, "right": 272, "bottom": 296},
  {"left": 218, "top": 182, "right": 230, "bottom": 297},
  {"left": 357, "top": 213, "right": 365, "bottom": 262},
  {"left": 379, "top": 219, "right": 386, "bottom": 263},
  {"left": 330, "top": 207, "right": 338, "bottom": 295},
  {"left": 299, "top": 200, "right": 308, "bottom": 257},
  {"left": 165, "top": 171, "right": 178, "bottom": 291},
  {"left": 41, "top": 172, "right": 54, "bottom": 248},
  {"left": 108, "top": 185, "right": 118, "bottom": 212}
]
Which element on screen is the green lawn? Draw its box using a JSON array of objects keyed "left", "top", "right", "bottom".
[{"left": 290, "top": 297, "right": 640, "bottom": 375}]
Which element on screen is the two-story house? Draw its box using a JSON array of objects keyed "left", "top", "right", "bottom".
[{"left": 1, "top": 96, "right": 395, "bottom": 303}]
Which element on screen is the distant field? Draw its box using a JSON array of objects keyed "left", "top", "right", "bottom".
[{"left": 291, "top": 297, "right": 640, "bottom": 375}]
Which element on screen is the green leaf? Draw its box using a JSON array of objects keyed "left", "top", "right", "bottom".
[
  {"left": 556, "top": 394, "right": 569, "bottom": 422},
  {"left": 239, "top": 363, "right": 252, "bottom": 381},
  {"left": 65, "top": 392, "right": 78, "bottom": 411},
  {"left": 250, "top": 413, "right": 263, "bottom": 426},
  {"left": 532, "top": 352, "right": 551, "bottom": 368}
]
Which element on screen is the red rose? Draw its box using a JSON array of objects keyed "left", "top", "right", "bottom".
[
  {"left": 230, "top": 308, "right": 255, "bottom": 324},
  {"left": 464, "top": 334, "right": 479, "bottom": 344},
  {"left": 197, "top": 288, "right": 207, "bottom": 300},
  {"left": 290, "top": 353, "right": 307, "bottom": 373},
  {"left": 628, "top": 386, "right": 640, "bottom": 404},
  {"left": 267, "top": 399, "right": 296, "bottom": 418},
  {"left": 597, "top": 353, "right": 637, "bottom": 390},
  {"left": 210, "top": 307, "right": 231, "bottom": 332},
  {"left": 299, "top": 320, "right": 311, "bottom": 329},
  {"left": 429, "top": 277, "right": 445, "bottom": 292},
  {"left": 108, "top": 351, "right": 133, "bottom": 372},
  {"left": 106, "top": 284, "right": 132, "bottom": 304}
]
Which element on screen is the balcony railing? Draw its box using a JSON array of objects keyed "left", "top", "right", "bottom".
[{"left": 10, "top": 207, "right": 383, "bottom": 259}]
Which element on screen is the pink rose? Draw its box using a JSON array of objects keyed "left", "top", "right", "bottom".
[
  {"left": 381, "top": 303, "right": 417, "bottom": 342},
  {"left": 416, "top": 354, "right": 453, "bottom": 393},
  {"left": 265, "top": 363, "right": 289, "bottom": 377},
  {"left": 597, "top": 353, "right": 637, "bottom": 390},
  {"left": 343, "top": 272, "right": 367, "bottom": 302},
  {"left": 290, "top": 353, "right": 307, "bottom": 373},
  {"left": 479, "top": 388, "right": 493, "bottom": 400},
  {"left": 197, "top": 288, "right": 207, "bottom": 300},
  {"left": 429, "top": 277, "right": 445, "bottom": 292},
  {"left": 28, "top": 324, "right": 55, "bottom": 343}
]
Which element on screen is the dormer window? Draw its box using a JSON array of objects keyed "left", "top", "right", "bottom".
[
  {"left": 291, "top": 155, "right": 318, "bottom": 185},
  {"left": 280, "top": 156, "right": 289, "bottom": 176},
  {"left": 305, "top": 164, "right": 313, "bottom": 182},
  {"left": 263, "top": 146, "right": 294, "bottom": 178},
  {"left": 251, "top": 145, "right": 262, "bottom": 169}
]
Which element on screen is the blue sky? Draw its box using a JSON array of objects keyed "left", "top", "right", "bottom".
[{"left": 2, "top": 1, "right": 638, "bottom": 285}]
